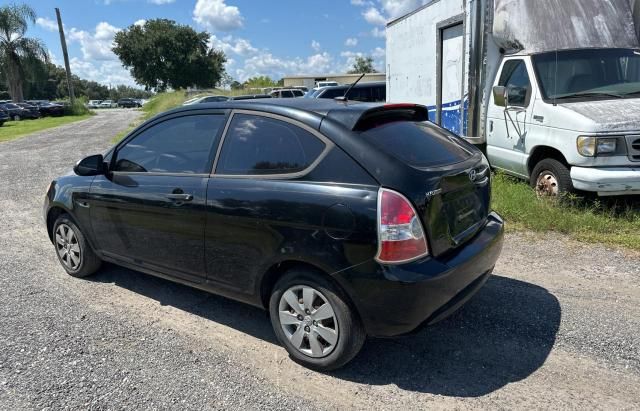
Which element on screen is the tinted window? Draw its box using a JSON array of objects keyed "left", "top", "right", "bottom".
[
  {"left": 281, "top": 90, "right": 294, "bottom": 98},
  {"left": 363, "top": 121, "right": 473, "bottom": 167},
  {"left": 115, "top": 114, "right": 224, "bottom": 174},
  {"left": 292, "top": 90, "right": 304, "bottom": 97},
  {"left": 318, "top": 88, "right": 346, "bottom": 99},
  {"left": 203, "top": 96, "right": 228, "bottom": 102},
  {"left": 499, "top": 60, "right": 530, "bottom": 106},
  {"left": 216, "top": 114, "right": 326, "bottom": 175}
]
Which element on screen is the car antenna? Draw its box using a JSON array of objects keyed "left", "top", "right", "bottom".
[{"left": 335, "top": 73, "right": 366, "bottom": 102}]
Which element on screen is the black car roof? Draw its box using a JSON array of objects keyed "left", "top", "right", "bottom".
[{"left": 163, "top": 98, "right": 387, "bottom": 130}]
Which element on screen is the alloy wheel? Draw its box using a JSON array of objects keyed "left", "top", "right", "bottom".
[
  {"left": 535, "top": 171, "right": 559, "bottom": 196},
  {"left": 278, "top": 285, "right": 339, "bottom": 358},
  {"left": 55, "top": 224, "right": 82, "bottom": 271}
]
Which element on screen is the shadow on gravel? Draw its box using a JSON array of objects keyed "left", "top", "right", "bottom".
[
  {"left": 92, "top": 268, "right": 560, "bottom": 397},
  {"left": 331, "top": 274, "right": 561, "bottom": 397},
  {"left": 92, "top": 264, "right": 278, "bottom": 344}
]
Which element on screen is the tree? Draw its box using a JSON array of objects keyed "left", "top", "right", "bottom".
[
  {"left": 348, "top": 56, "right": 377, "bottom": 74},
  {"left": 230, "top": 80, "right": 243, "bottom": 90},
  {"left": 243, "top": 75, "right": 277, "bottom": 89},
  {"left": 113, "top": 19, "right": 226, "bottom": 92},
  {"left": 0, "top": 4, "right": 48, "bottom": 101}
]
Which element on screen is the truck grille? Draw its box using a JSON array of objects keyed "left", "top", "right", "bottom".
[{"left": 627, "top": 135, "right": 640, "bottom": 162}]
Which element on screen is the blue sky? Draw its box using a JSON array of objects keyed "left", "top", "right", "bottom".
[{"left": 28, "top": 0, "right": 428, "bottom": 88}]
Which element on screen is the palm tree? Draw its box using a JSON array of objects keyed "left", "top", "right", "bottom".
[{"left": 0, "top": 4, "right": 48, "bottom": 102}]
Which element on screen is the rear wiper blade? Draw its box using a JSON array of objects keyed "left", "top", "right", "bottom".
[{"left": 555, "top": 92, "right": 624, "bottom": 100}]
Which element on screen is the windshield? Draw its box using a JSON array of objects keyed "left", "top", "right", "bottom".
[{"left": 532, "top": 48, "right": 640, "bottom": 101}]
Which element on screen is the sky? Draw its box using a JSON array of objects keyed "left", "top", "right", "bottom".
[{"left": 26, "top": 0, "right": 429, "bottom": 88}]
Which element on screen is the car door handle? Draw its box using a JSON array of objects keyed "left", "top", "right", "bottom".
[{"left": 167, "top": 193, "right": 193, "bottom": 201}]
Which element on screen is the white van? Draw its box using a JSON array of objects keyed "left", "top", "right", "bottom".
[{"left": 387, "top": 0, "right": 640, "bottom": 196}]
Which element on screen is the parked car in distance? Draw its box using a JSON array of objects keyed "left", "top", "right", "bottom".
[
  {"left": 270, "top": 89, "right": 305, "bottom": 98},
  {"left": 15, "top": 102, "right": 42, "bottom": 118},
  {"left": 304, "top": 87, "right": 327, "bottom": 98},
  {"left": 0, "top": 102, "right": 39, "bottom": 121},
  {"left": 228, "top": 94, "right": 272, "bottom": 100},
  {"left": 316, "top": 81, "right": 339, "bottom": 88},
  {"left": 182, "top": 95, "right": 230, "bottom": 105},
  {"left": 0, "top": 108, "right": 8, "bottom": 126},
  {"left": 88, "top": 100, "right": 102, "bottom": 109},
  {"left": 117, "top": 98, "right": 142, "bottom": 108},
  {"left": 312, "top": 81, "right": 386, "bottom": 102},
  {"left": 44, "top": 99, "right": 504, "bottom": 371},
  {"left": 99, "top": 100, "right": 115, "bottom": 108},
  {"left": 33, "top": 101, "right": 65, "bottom": 117}
]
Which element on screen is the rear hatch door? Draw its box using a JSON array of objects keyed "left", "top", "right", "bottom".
[{"left": 358, "top": 110, "right": 490, "bottom": 257}]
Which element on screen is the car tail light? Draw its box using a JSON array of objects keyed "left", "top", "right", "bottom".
[{"left": 375, "top": 188, "right": 429, "bottom": 264}]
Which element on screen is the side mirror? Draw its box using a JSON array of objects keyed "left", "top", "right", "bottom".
[
  {"left": 74, "top": 154, "right": 105, "bottom": 176},
  {"left": 493, "top": 86, "right": 507, "bottom": 107}
]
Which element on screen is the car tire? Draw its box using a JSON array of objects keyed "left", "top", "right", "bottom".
[
  {"left": 530, "top": 158, "right": 574, "bottom": 196},
  {"left": 52, "top": 215, "right": 101, "bottom": 278},
  {"left": 269, "top": 268, "right": 366, "bottom": 371}
]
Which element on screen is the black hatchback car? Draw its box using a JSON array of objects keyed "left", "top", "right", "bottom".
[{"left": 44, "top": 99, "right": 503, "bottom": 370}]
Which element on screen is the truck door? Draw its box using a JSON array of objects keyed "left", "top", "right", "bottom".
[
  {"left": 437, "top": 22, "right": 464, "bottom": 135},
  {"left": 486, "top": 59, "right": 534, "bottom": 177}
]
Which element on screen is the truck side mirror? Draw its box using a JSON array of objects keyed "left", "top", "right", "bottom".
[{"left": 493, "top": 86, "right": 507, "bottom": 107}]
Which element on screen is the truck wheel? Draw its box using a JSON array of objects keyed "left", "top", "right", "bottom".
[
  {"left": 530, "top": 158, "right": 574, "bottom": 196},
  {"left": 269, "top": 269, "right": 365, "bottom": 371}
]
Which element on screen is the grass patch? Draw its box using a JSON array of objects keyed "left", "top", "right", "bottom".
[
  {"left": 492, "top": 173, "right": 640, "bottom": 250},
  {"left": 111, "top": 91, "right": 190, "bottom": 143},
  {"left": 0, "top": 114, "right": 93, "bottom": 143}
]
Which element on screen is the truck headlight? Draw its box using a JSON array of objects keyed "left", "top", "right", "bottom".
[
  {"left": 577, "top": 136, "right": 618, "bottom": 156},
  {"left": 596, "top": 138, "right": 617, "bottom": 154}
]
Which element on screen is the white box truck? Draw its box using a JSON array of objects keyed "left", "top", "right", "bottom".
[{"left": 387, "top": 0, "right": 640, "bottom": 196}]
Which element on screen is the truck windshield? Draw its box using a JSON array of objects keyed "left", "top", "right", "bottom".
[{"left": 532, "top": 48, "right": 640, "bottom": 101}]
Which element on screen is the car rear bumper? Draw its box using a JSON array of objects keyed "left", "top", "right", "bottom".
[
  {"left": 571, "top": 166, "right": 640, "bottom": 196},
  {"left": 333, "top": 212, "right": 504, "bottom": 337}
]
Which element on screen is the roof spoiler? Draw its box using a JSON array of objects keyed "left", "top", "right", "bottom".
[{"left": 352, "top": 104, "right": 430, "bottom": 131}]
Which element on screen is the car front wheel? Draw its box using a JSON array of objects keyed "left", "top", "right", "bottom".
[
  {"left": 53, "top": 215, "right": 101, "bottom": 278},
  {"left": 269, "top": 269, "right": 365, "bottom": 371}
]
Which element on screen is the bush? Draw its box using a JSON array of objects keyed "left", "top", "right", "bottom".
[{"left": 62, "top": 97, "right": 93, "bottom": 116}]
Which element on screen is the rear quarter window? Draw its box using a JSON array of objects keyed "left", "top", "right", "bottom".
[
  {"left": 362, "top": 121, "right": 473, "bottom": 167},
  {"left": 216, "top": 114, "right": 326, "bottom": 175}
]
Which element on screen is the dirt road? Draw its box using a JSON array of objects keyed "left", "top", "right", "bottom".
[{"left": 0, "top": 109, "right": 638, "bottom": 409}]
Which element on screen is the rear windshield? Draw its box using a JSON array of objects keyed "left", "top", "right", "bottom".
[{"left": 362, "top": 121, "right": 473, "bottom": 167}]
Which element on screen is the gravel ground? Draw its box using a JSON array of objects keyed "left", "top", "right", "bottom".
[{"left": 0, "top": 109, "right": 639, "bottom": 410}]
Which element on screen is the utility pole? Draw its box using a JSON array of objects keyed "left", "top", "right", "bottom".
[{"left": 55, "top": 8, "right": 75, "bottom": 104}]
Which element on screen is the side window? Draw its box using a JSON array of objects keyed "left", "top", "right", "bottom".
[
  {"left": 115, "top": 114, "right": 225, "bottom": 174},
  {"left": 318, "top": 88, "right": 344, "bottom": 99},
  {"left": 499, "top": 60, "right": 531, "bottom": 106},
  {"left": 350, "top": 87, "right": 371, "bottom": 102},
  {"left": 216, "top": 114, "right": 326, "bottom": 175},
  {"left": 282, "top": 90, "right": 294, "bottom": 98}
]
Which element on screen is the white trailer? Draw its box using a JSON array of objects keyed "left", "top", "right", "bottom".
[{"left": 387, "top": 0, "right": 640, "bottom": 196}]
